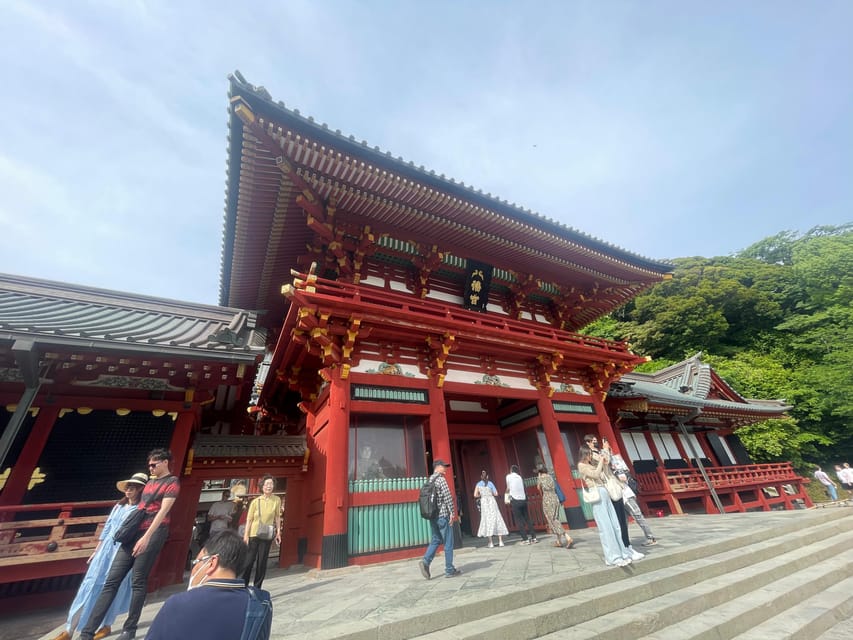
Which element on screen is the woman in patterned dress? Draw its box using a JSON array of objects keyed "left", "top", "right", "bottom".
[
  {"left": 536, "top": 465, "right": 574, "bottom": 548},
  {"left": 473, "top": 470, "right": 509, "bottom": 548}
]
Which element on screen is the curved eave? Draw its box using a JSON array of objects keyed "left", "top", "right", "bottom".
[
  {"left": 609, "top": 390, "right": 792, "bottom": 419},
  {"left": 0, "top": 274, "right": 265, "bottom": 364},
  {"left": 219, "top": 72, "right": 673, "bottom": 312}
]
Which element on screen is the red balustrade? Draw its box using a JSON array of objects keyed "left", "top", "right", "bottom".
[
  {"left": 0, "top": 500, "right": 113, "bottom": 582},
  {"left": 635, "top": 462, "right": 811, "bottom": 515}
]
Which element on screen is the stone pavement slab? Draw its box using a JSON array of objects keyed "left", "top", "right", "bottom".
[{"left": 4, "top": 508, "right": 848, "bottom": 640}]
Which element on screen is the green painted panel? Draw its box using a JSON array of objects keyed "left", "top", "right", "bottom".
[{"left": 347, "top": 500, "right": 432, "bottom": 555}]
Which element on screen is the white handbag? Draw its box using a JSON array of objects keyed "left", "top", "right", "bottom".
[{"left": 582, "top": 485, "right": 601, "bottom": 504}]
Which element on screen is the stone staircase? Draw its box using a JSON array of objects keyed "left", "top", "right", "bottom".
[{"left": 410, "top": 508, "right": 853, "bottom": 640}]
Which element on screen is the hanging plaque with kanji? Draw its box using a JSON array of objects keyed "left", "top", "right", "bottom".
[{"left": 463, "top": 260, "right": 493, "bottom": 312}]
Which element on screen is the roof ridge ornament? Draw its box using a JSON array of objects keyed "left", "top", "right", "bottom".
[{"left": 208, "top": 326, "right": 245, "bottom": 347}]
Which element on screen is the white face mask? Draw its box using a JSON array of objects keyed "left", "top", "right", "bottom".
[{"left": 187, "top": 556, "right": 213, "bottom": 590}]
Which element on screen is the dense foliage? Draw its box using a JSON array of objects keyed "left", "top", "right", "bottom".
[{"left": 586, "top": 224, "right": 853, "bottom": 470}]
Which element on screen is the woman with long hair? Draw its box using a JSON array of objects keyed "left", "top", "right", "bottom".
[
  {"left": 242, "top": 474, "right": 282, "bottom": 588},
  {"left": 536, "top": 465, "right": 574, "bottom": 549},
  {"left": 473, "top": 470, "right": 509, "bottom": 547},
  {"left": 577, "top": 445, "right": 633, "bottom": 567},
  {"left": 53, "top": 472, "right": 148, "bottom": 640}
]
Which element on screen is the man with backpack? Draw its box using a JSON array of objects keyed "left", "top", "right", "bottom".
[
  {"left": 418, "top": 459, "right": 462, "bottom": 579},
  {"left": 145, "top": 530, "right": 272, "bottom": 640}
]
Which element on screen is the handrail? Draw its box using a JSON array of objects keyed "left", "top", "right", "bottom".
[
  {"left": 0, "top": 500, "right": 114, "bottom": 514},
  {"left": 637, "top": 462, "right": 803, "bottom": 494},
  {"left": 0, "top": 501, "right": 114, "bottom": 564},
  {"left": 287, "top": 272, "right": 637, "bottom": 356}
]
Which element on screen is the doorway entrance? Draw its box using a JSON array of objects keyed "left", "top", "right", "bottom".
[{"left": 453, "top": 439, "right": 499, "bottom": 538}]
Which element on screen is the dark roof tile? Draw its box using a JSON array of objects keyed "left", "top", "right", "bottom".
[{"left": 0, "top": 273, "right": 265, "bottom": 363}]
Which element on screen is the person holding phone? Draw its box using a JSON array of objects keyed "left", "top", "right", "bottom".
[{"left": 583, "top": 434, "right": 643, "bottom": 561}]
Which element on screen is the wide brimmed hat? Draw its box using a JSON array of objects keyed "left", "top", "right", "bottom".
[{"left": 117, "top": 472, "right": 149, "bottom": 492}]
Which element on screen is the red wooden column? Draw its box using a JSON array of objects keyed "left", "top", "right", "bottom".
[
  {"left": 153, "top": 410, "right": 197, "bottom": 588},
  {"left": 591, "top": 395, "right": 622, "bottom": 455},
  {"left": 0, "top": 406, "right": 60, "bottom": 507},
  {"left": 168, "top": 410, "right": 196, "bottom": 466},
  {"left": 427, "top": 377, "right": 451, "bottom": 467},
  {"left": 322, "top": 369, "right": 350, "bottom": 569},
  {"left": 536, "top": 395, "right": 586, "bottom": 529},
  {"left": 279, "top": 473, "right": 305, "bottom": 568},
  {"left": 426, "top": 377, "right": 457, "bottom": 511}
]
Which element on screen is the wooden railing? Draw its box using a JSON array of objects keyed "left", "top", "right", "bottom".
[
  {"left": 287, "top": 273, "right": 638, "bottom": 357},
  {"left": 0, "top": 501, "right": 113, "bottom": 579},
  {"left": 636, "top": 463, "right": 802, "bottom": 495}
]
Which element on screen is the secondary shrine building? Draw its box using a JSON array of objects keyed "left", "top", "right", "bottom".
[{"left": 220, "top": 73, "right": 675, "bottom": 569}]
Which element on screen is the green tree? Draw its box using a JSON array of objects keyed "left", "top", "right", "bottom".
[{"left": 585, "top": 224, "right": 853, "bottom": 464}]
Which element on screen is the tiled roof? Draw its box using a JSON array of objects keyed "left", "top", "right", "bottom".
[
  {"left": 609, "top": 354, "right": 791, "bottom": 416},
  {"left": 0, "top": 273, "right": 265, "bottom": 362},
  {"left": 219, "top": 72, "right": 674, "bottom": 325},
  {"left": 192, "top": 434, "right": 306, "bottom": 459},
  {"left": 223, "top": 73, "right": 668, "bottom": 269}
]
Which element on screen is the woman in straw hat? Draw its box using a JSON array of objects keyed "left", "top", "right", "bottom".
[{"left": 53, "top": 472, "right": 148, "bottom": 640}]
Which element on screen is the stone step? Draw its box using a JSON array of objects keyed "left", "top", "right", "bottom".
[
  {"left": 642, "top": 547, "right": 853, "bottom": 639},
  {"left": 411, "top": 514, "right": 853, "bottom": 640},
  {"left": 732, "top": 575, "right": 853, "bottom": 640},
  {"left": 538, "top": 530, "right": 853, "bottom": 640},
  {"left": 302, "top": 510, "right": 853, "bottom": 640}
]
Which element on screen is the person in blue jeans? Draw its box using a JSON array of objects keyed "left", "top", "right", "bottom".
[
  {"left": 419, "top": 459, "right": 462, "bottom": 579},
  {"left": 814, "top": 466, "right": 838, "bottom": 501}
]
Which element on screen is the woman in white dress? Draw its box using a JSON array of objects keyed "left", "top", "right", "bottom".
[{"left": 473, "top": 470, "right": 509, "bottom": 548}]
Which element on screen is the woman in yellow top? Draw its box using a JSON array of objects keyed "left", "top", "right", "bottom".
[{"left": 242, "top": 474, "right": 282, "bottom": 588}]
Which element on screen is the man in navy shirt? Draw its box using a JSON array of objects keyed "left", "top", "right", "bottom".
[{"left": 146, "top": 529, "right": 272, "bottom": 640}]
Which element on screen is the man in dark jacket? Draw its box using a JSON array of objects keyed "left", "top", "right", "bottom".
[{"left": 146, "top": 530, "right": 272, "bottom": 640}]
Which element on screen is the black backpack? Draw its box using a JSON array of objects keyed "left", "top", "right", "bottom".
[
  {"left": 627, "top": 474, "right": 640, "bottom": 495},
  {"left": 418, "top": 478, "right": 439, "bottom": 520}
]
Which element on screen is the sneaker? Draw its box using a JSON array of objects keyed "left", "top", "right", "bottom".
[
  {"left": 531, "top": 538, "right": 539, "bottom": 543},
  {"left": 418, "top": 560, "right": 430, "bottom": 580},
  {"left": 630, "top": 548, "right": 645, "bottom": 561},
  {"left": 519, "top": 539, "right": 531, "bottom": 545},
  {"left": 445, "top": 568, "right": 462, "bottom": 578},
  {"left": 643, "top": 538, "right": 658, "bottom": 546},
  {"left": 613, "top": 559, "right": 628, "bottom": 567}
]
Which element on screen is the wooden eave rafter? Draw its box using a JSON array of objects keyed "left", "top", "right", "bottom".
[
  {"left": 234, "top": 104, "right": 663, "bottom": 285},
  {"left": 0, "top": 348, "right": 250, "bottom": 391},
  {"left": 614, "top": 397, "right": 787, "bottom": 422},
  {"left": 224, "top": 95, "right": 671, "bottom": 323}
]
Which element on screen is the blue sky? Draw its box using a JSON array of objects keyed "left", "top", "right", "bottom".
[{"left": 1, "top": 1, "right": 851, "bottom": 305}]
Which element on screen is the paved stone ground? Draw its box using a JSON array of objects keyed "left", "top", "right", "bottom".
[{"left": 5, "top": 506, "right": 851, "bottom": 640}]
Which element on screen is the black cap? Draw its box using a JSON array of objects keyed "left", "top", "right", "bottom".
[{"left": 433, "top": 459, "right": 451, "bottom": 468}]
